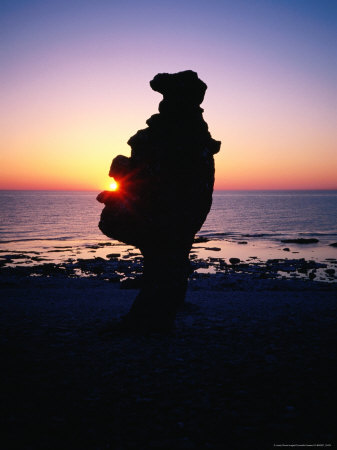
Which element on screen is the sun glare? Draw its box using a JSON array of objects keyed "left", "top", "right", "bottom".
[{"left": 109, "top": 178, "right": 118, "bottom": 191}]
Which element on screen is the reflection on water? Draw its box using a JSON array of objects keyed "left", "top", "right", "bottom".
[
  {"left": 194, "top": 238, "right": 337, "bottom": 263},
  {"left": 1, "top": 237, "right": 336, "bottom": 283},
  {"left": 2, "top": 236, "right": 336, "bottom": 265}
]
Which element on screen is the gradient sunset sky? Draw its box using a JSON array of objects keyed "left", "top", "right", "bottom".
[{"left": 1, "top": 0, "right": 336, "bottom": 190}]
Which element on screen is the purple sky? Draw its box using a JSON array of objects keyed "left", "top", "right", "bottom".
[{"left": 1, "top": 0, "right": 336, "bottom": 189}]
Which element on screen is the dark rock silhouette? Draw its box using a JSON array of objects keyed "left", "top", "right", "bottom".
[
  {"left": 97, "top": 70, "right": 220, "bottom": 332},
  {"left": 281, "top": 238, "right": 319, "bottom": 244}
]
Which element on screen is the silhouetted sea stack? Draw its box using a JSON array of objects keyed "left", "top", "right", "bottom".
[{"left": 97, "top": 70, "right": 220, "bottom": 332}]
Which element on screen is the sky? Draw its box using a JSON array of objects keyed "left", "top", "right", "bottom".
[{"left": 1, "top": 0, "right": 336, "bottom": 190}]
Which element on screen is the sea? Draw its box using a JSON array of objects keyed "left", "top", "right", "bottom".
[{"left": 1, "top": 190, "right": 337, "bottom": 267}]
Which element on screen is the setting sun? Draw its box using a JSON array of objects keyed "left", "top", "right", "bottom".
[{"left": 109, "top": 178, "right": 118, "bottom": 191}]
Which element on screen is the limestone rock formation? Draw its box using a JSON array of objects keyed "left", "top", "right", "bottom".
[{"left": 97, "top": 70, "right": 220, "bottom": 331}]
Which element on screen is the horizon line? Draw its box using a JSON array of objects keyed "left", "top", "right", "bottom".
[{"left": 1, "top": 188, "right": 337, "bottom": 192}]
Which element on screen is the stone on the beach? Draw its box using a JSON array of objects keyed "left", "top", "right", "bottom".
[
  {"left": 229, "top": 258, "right": 241, "bottom": 265},
  {"left": 106, "top": 253, "right": 121, "bottom": 259},
  {"left": 329, "top": 242, "right": 337, "bottom": 247},
  {"left": 283, "top": 248, "right": 290, "bottom": 252},
  {"left": 281, "top": 238, "right": 319, "bottom": 244},
  {"left": 325, "top": 268, "right": 335, "bottom": 276},
  {"left": 194, "top": 236, "right": 210, "bottom": 243}
]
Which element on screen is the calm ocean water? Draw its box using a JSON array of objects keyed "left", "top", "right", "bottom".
[{"left": 0, "top": 190, "right": 337, "bottom": 245}]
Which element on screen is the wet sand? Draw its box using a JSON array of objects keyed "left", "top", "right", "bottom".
[{"left": 1, "top": 260, "right": 336, "bottom": 449}]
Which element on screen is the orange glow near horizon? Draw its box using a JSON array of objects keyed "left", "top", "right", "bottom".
[
  {"left": 1, "top": 136, "right": 337, "bottom": 191},
  {"left": 1, "top": 80, "right": 336, "bottom": 191},
  {"left": 1, "top": 2, "right": 336, "bottom": 192}
]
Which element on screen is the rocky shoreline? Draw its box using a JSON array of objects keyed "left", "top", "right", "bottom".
[
  {"left": 1, "top": 241, "right": 336, "bottom": 284},
  {"left": 1, "top": 250, "right": 337, "bottom": 449}
]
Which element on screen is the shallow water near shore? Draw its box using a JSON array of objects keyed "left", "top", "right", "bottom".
[
  {"left": 1, "top": 237, "right": 336, "bottom": 284},
  {"left": 1, "top": 190, "right": 336, "bottom": 282}
]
